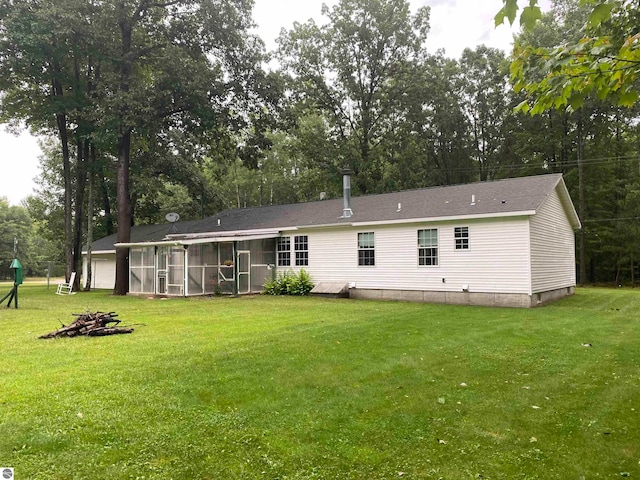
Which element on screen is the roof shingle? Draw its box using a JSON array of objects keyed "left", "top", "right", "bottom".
[{"left": 89, "top": 173, "right": 576, "bottom": 251}]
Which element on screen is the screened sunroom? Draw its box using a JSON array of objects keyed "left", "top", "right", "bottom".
[{"left": 127, "top": 237, "right": 277, "bottom": 296}]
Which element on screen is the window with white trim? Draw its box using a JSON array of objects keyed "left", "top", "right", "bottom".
[
  {"left": 277, "top": 237, "right": 291, "bottom": 266},
  {"left": 294, "top": 235, "right": 309, "bottom": 266},
  {"left": 454, "top": 226, "right": 469, "bottom": 250},
  {"left": 418, "top": 229, "right": 438, "bottom": 266},
  {"left": 358, "top": 232, "right": 375, "bottom": 266}
]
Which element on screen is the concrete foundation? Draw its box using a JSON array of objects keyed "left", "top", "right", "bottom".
[{"left": 348, "top": 286, "right": 575, "bottom": 308}]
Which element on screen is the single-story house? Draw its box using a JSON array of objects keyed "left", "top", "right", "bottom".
[{"left": 82, "top": 173, "right": 581, "bottom": 307}]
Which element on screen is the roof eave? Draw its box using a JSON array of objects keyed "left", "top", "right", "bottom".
[
  {"left": 553, "top": 176, "right": 582, "bottom": 229},
  {"left": 349, "top": 210, "right": 537, "bottom": 227}
]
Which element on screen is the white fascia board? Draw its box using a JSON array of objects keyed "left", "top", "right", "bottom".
[
  {"left": 555, "top": 178, "right": 582, "bottom": 229},
  {"left": 180, "top": 232, "right": 281, "bottom": 244},
  {"left": 115, "top": 240, "right": 185, "bottom": 248},
  {"left": 116, "top": 231, "right": 284, "bottom": 248},
  {"left": 81, "top": 249, "right": 115, "bottom": 255},
  {"left": 350, "top": 210, "right": 536, "bottom": 227},
  {"left": 166, "top": 228, "right": 288, "bottom": 240}
]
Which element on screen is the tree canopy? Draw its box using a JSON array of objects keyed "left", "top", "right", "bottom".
[{"left": 496, "top": 0, "right": 640, "bottom": 113}]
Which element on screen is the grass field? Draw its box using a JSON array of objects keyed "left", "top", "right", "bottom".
[{"left": 0, "top": 285, "right": 639, "bottom": 479}]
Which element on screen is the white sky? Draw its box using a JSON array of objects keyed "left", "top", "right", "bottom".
[{"left": 0, "top": 0, "right": 550, "bottom": 206}]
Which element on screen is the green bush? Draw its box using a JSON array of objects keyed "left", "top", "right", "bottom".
[{"left": 262, "top": 268, "right": 314, "bottom": 296}]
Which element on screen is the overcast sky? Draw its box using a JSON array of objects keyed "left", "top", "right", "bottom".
[{"left": 0, "top": 0, "right": 550, "bottom": 206}]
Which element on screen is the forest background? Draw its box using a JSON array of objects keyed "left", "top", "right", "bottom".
[{"left": 0, "top": 0, "right": 638, "bottom": 290}]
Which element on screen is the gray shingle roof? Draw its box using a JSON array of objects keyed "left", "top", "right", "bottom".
[
  {"left": 88, "top": 219, "right": 201, "bottom": 252},
  {"left": 89, "top": 174, "right": 577, "bottom": 251}
]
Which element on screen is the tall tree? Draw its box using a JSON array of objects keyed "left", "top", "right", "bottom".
[
  {"left": 388, "top": 52, "right": 473, "bottom": 188},
  {"left": 0, "top": 0, "right": 100, "bottom": 288},
  {"left": 277, "top": 0, "right": 430, "bottom": 194},
  {"left": 92, "top": 0, "right": 258, "bottom": 294},
  {"left": 460, "top": 46, "right": 514, "bottom": 181}
]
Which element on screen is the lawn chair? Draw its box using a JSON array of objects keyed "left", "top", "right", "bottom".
[{"left": 56, "top": 271, "right": 77, "bottom": 295}]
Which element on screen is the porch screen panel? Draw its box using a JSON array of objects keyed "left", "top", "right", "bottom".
[
  {"left": 167, "top": 246, "right": 185, "bottom": 295},
  {"left": 157, "top": 246, "right": 168, "bottom": 270},
  {"left": 202, "top": 244, "right": 218, "bottom": 294},
  {"left": 238, "top": 252, "right": 250, "bottom": 293},
  {"left": 251, "top": 266, "right": 272, "bottom": 292},
  {"left": 251, "top": 238, "right": 276, "bottom": 292},
  {"left": 130, "top": 246, "right": 155, "bottom": 294},
  {"left": 218, "top": 243, "right": 234, "bottom": 289},
  {"left": 189, "top": 244, "right": 203, "bottom": 265},
  {"left": 204, "top": 265, "right": 218, "bottom": 294},
  {"left": 188, "top": 266, "right": 204, "bottom": 295},
  {"left": 187, "top": 245, "right": 205, "bottom": 295},
  {"left": 203, "top": 243, "right": 217, "bottom": 264},
  {"left": 219, "top": 243, "right": 234, "bottom": 266}
]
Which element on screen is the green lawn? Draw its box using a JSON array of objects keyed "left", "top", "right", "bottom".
[{"left": 1, "top": 286, "right": 638, "bottom": 479}]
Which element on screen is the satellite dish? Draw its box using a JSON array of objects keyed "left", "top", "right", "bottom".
[{"left": 165, "top": 212, "right": 180, "bottom": 223}]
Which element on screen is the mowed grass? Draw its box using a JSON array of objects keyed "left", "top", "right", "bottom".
[{"left": 0, "top": 286, "right": 639, "bottom": 479}]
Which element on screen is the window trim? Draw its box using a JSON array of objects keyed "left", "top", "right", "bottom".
[
  {"left": 454, "top": 226, "right": 469, "bottom": 251},
  {"left": 294, "top": 235, "right": 309, "bottom": 267},
  {"left": 277, "top": 236, "right": 291, "bottom": 267},
  {"left": 417, "top": 228, "right": 439, "bottom": 267},
  {"left": 358, "top": 232, "right": 375, "bottom": 267}
]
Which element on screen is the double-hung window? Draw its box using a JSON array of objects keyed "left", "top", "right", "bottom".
[
  {"left": 277, "top": 237, "right": 291, "bottom": 266},
  {"left": 294, "top": 235, "right": 309, "bottom": 266},
  {"left": 454, "top": 226, "right": 469, "bottom": 250},
  {"left": 418, "top": 229, "right": 438, "bottom": 266},
  {"left": 358, "top": 232, "right": 375, "bottom": 266}
]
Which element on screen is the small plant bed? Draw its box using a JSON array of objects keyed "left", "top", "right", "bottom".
[
  {"left": 39, "top": 311, "right": 134, "bottom": 338},
  {"left": 262, "top": 268, "right": 314, "bottom": 295}
]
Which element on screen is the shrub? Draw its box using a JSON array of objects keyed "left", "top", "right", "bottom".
[{"left": 262, "top": 269, "right": 314, "bottom": 296}]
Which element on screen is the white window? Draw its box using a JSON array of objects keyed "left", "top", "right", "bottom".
[
  {"left": 277, "top": 237, "right": 291, "bottom": 266},
  {"left": 294, "top": 235, "right": 309, "bottom": 266},
  {"left": 418, "top": 229, "right": 438, "bottom": 266},
  {"left": 358, "top": 232, "right": 375, "bottom": 266},
  {"left": 455, "top": 226, "right": 469, "bottom": 250}
]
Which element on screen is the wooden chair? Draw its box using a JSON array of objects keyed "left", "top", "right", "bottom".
[{"left": 56, "top": 271, "right": 77, "bottom": 295}]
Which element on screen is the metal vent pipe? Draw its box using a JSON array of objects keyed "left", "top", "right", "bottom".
[{"left": 341, "top": 168, "right": 353, "bottom": 219}]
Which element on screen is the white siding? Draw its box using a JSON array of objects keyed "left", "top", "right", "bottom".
[
  {"left": 82, "top": 253, "right": 116, "bottom": 289},
  {"left": 289, "top": 217, "right": 532, "bottom": 294},
  {"left": 530, "top": 187, "right": 576, "bottom": 293}
]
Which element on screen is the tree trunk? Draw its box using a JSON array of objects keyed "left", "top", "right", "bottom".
[
  {"left": 577, "top": 115, "right": 587, "bottom": 285},
  {"left": 84, "top": 144, "right": 95, "bottom": 291},
  {"left": 72, "top": 138, "right": 88, "bottom": 290},
  {"left": 52, "top": 70, "right": 73, "bottom": 284},
  {"left": 99, "top": 164, "right": 114, "bottom": 235},
  {"left": 114, "top": 13, "right": 133, "bottom": 295},
  {"left": 114, "top": 129, "right": 132, "bottom": 295}
]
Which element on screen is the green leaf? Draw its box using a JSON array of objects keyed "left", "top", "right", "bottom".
[
  {"left": 618, "top": 90, "right": 639, "bottom": 107},
  {"left": 496, "top": 0, "right": 519, "bottom": 26},
  {"left": 590, "top": 44, "right": 610, "bottom": 56},
  {"left": 520, "top": 6, "right": 542, "bottom": 29},
  {"left": 588, "top": 3, "right": 614, "bottom": 28},
  {"left": 569, "top": 93, "right": 584, "bottom": 110},
  {"left": 514, "top": 100, "right": 530, "bottom": 113}
]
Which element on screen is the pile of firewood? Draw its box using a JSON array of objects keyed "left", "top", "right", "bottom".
[{"left": 39, "top": 311, "right": 134, "bottom": 339}]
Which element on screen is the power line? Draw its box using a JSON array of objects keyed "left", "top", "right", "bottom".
[
  {"left": 583, "top": 217, "right": 640, "bottom": 223},
  {"left": 412, "top": 153, "right": 640, "bottom": 176}
]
